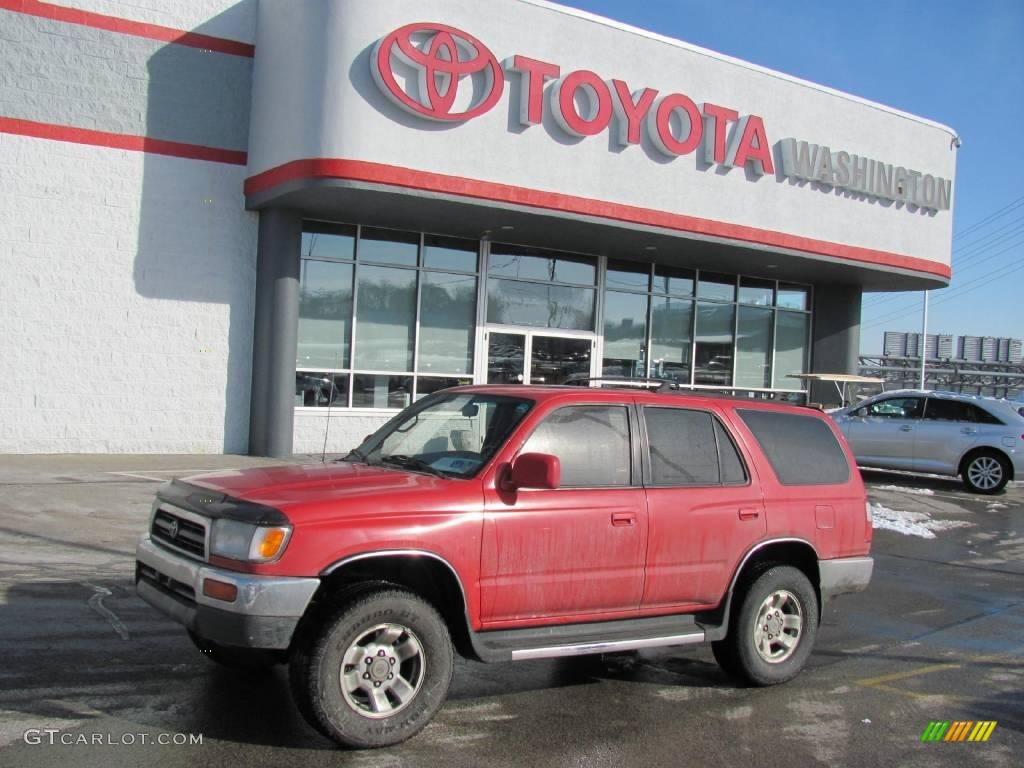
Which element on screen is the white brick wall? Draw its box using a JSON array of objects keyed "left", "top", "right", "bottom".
[
  {"left": 0, "top": 133, "right": 258, "bottom": 453},
  {"left": 57, "top": 0, "right": 256, "bottom": 43},
  {"left": 293, "top": 411, "right": 392, "bottom": 456}
]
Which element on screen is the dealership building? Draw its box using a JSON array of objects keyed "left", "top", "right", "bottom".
[{"left": 0, "top": 0, "right": 958, "bottom": 456}]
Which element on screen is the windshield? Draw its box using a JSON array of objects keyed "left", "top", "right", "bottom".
[{"left": 345, "top": 393, "right": 534, "bottom": 479}]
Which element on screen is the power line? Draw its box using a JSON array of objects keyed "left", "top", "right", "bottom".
[
  {"left": 952, "top": 195, "right": 1024, "bottom": 241},
  {"left": 862, "top": 258, "right": 1024, "bottom": 330}
]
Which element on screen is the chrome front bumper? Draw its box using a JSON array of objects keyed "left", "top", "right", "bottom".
[
  {"left": 818, "top": 556, "right": 874, "bottom": 602},
  {"left": 135, "top": 535, "right": 319, "bottom": 650}
]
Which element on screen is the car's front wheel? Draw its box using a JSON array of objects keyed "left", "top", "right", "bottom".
[
  {"left": 289, "top": 589, "right": 454, "bottom": 749},
  {"left": 961, "top": 450, "right": 1010, "bottom": 494},
  {"left": 712, "top": 565, "right": 819, "bottom": 686}
]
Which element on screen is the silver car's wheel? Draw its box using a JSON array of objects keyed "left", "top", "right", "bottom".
[
  {"left": 340, "top": 623, "right": 426, "bottom": 719},
  {"left": 752, "top": 590, "right": 803, "bottom": 664},
  {"left": 962, "top": 451, "right": 1010, "bottom": 494}
]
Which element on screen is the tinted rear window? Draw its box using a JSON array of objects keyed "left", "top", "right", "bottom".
[{"left": 738, "top": 409, "right": 850, "bottom": 486}]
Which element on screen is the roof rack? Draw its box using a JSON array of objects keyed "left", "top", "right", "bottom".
[{"left": 562, "top": 375, "right": 667, "bottom": 390}]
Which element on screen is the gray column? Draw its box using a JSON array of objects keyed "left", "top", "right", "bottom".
[
  {"left": 249, "top": 209, "right": 302, "bottom": 457},
  {"left": 810, "top": 283, "right": 862, "bottom": 406}
]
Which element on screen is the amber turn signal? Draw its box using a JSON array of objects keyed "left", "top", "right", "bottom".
[
  {"left": 255, "top": 527, "right": 288, "bottom": 560},
  {"left": 202, "top": 578, "right": 238, "bottom": 602}
]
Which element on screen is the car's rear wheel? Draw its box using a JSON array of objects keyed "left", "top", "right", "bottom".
[
  {"left": 961, "top": 450, "right": 1010, "bottom": 494},
  {"left": 289, "top": 589, "right": 453, "bottom": 749},
  {"left": 712, "top": 565, "right": 818, "bottom": 686}
]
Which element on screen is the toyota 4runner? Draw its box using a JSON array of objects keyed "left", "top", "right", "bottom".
[{"left": 136, "top": 385, "right": 873, "bottom": 748}]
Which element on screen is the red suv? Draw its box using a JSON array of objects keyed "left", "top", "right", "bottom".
[{"left": 136, "top": 385, "right": 873, "bottom": 748}]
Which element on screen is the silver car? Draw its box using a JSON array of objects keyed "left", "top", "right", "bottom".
[{"left": 832, "top": 390, "right": 1024, "bottom": 494}]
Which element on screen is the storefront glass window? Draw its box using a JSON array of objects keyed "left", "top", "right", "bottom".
[
  {"left": 650, "top": 297, "right": 693, "bottom": 383},
  {"left": 653, "top": 265, "right": 695, "bottom": 297},
  {"left": 777, "top": 284, "right": 810, "bottom": 311},
  {"left": 694, "top": 301, "right": 735, "bottom": 385},
  {"left": 295, "top": 372, "right": 349, "bottom": 408},
  {"left": 486, "top": 278, "right": 595, "bottom": 331},
  {"left": 359, "top": 228, "right": 419, "bottom": 267},
  {"left": 352, "top": 374, "right": 412, "bottom": 409},
  {"left": 607, "top": 260, "right": 651, "bottom": 291},
  {"left": 297, "top": 260, "right": 353, "bottom": 370},
  {"left": 419, "top": 272, "right": 477, "bottom": 375},
  {"left": 354, "top": 265, "right": 417, "bottom": 371},
  {"left": 423, "top": 235, "right": 478, "bottom": 273},
  {"left": 697, "top": 272, "right": 736, "bottom": 302},
  {"left": 602, "top": 291, "right": 649, "bottom": 377},
  {"left": 302, "top": 222, "right": 355, "bottom": 261},
  {"left": 489, "top": 246, "right": 596, "bottom": 285},
  {"left": 773, "top": 310, "right": 810, "bottom": 389},
  {"left": 739, "top": 277, "right": 775, "bottom": 306},
  {"left": 736, "top": 306, "right": 773, "bottom": 388}
]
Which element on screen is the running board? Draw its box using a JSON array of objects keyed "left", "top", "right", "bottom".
[{"left": 467, "top": 614, "right": 711, "bottom": 663}]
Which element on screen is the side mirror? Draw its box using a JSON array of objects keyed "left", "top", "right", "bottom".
[
  {"left": 852, "top": 408, "right": 867, "bottom": 418},
  {"left": 506, "top": 453, "right": 561, "bottom": 491}
]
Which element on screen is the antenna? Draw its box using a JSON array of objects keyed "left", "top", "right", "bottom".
[{"left": 320, "top": 376, "right": 335, "bottom": 463}]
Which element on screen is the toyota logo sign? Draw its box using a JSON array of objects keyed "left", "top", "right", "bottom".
[{"left": 373, "top": 23, "right": 505, "bottom": 122}]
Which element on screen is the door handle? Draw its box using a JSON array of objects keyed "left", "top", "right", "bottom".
[
  {"left": 611, "top": 513, "right": 636, "bottom": 527},
  {"left": 899, "top": 425, "right": 913, "bottom": 432},
  {"left": 961, "top": 427, "right": 977, "bottom": 435},
  {"left": 738, "top": 508, "right": 760, "bottom": 521}
]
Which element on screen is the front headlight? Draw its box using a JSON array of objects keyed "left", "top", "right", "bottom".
[{"left": 210, "top": 519, "right": 292, "bottom": 563}]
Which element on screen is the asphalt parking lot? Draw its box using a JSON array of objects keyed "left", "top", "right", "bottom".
[{"left": 0, "top": 455, "right": 1020, "bottom": 767}]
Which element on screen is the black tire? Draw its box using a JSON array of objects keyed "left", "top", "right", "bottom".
[
  {"left": 711, "top": 565, "right": 818, "bottom": 686},
  {"left": 188, "top": 631, "right": 282, "bottom": 670},
  {"left": 288, "top": 589, "right": 454, "bottom": 749},
  {"left": 961, "top": 450, "right": 1010, "bottom": 495}
]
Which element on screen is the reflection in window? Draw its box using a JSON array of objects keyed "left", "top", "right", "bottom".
[
  {"left": 606, "top": 260, "right": 651, "bottom": 291},
  {"left": 302, "top": 223, "right": 356, "bottom": 261},
  {"left": 489, "top": 245, "right": 596, "bottom": 285},
  {"left": 603, "top": 291, "right": 648, "bottom": 378},
  {"left": 354, "top": 265, "right": 416, "bottom": 371},
  {"left": 352, "top": 374, "right": 412, "bottom": 409},
  {"left": 735, "top": 306, "right": 773, "bottom": 388},
  {"left": 522, "top": 406, "right": 632, "bottom": 487},
  {"left": 486, "top": 278, "right": 595, "bottom": 331},
  {"left": 419, "top": 272, "right": 477, "bottom": 374},
  {"left": 777, "top": 284, "right": 810, "bottom": 311},
  {"left": 739, "top": 277, "right": 774, "bottom": 306},
  {"left": 653, "top": 266, "right": 695, "bottom": 297},
  {"left": 297, "top": 260, "right": 353, "bottom": 369},
  {"left": 423, "top": 236, "right": 478, "bottom": 272},
  {"left": 415, "top": 376, "right": 473, "bottom": 401},
  {"left": 359, "top": 227, "right": 419, "bottom": 267},
  {"left": 694, "top": 302, "right": 735, "bottom": 386},
  {"left": 295, "top": 372, "right": 349, "bottom": 408},
  {"left": 650, "top": 297, "right": 693, "bottom": 383},
  {"left": 697, "top": 272, "right": 736, "bottom": 302},
  {"left": 773, "top": 311, "right": 809, "bottom": 389}
]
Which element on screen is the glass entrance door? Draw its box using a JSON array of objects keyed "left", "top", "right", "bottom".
[{"left": 486, "top": 331, "right": 594, "bottom": 385}]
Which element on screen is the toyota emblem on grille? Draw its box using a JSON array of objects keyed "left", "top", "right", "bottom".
[
  {"left": 373, "top": 23, "right": 505, "bottom": 122},
  {"left": 166, "top": 519, "right": 179, "bottom": 539}
]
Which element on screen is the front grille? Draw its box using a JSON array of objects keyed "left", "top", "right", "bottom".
[
  {"left": 137, "top": 563, "right": 196, "bottom": 603},
  {"left": 151, "top": 508, "right": 207, "bottom": 559}
]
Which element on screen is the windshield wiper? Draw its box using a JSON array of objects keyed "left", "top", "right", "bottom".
[
  {"left": 379, "top": 454, "right": 450, "bottom": 478},
  {"left": 338, "top": 448, "right": 368, "bottom": 464}
]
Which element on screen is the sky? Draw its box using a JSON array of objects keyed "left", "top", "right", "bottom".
[{"left": 557, "top": 0, "right": 1024, "bottom": 353}]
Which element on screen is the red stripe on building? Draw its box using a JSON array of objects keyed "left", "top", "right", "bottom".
[
  {"left": 0, "top": 117, "right": 248, "bottom": 165},
  {"left": 244, "top": 158, "right": 952, "bottom": 281},
  {"left": 0, "top": 0, "right": 255, "bottom": 57}
]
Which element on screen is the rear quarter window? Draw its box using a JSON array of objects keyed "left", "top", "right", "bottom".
[{"left": 738, "top": 409, "right": 851, "bottom": 486}]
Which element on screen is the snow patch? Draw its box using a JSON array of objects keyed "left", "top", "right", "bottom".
[
  {"left": 871, "top": 503, "right": 973, "bottom": 539},
  {"left": 871, "top": 484, "right": 935, "bottom": 496}
]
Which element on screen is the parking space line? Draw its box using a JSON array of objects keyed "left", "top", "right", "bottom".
[{"left": 855, "top": 662, "right": 959, "bottom": 688}]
